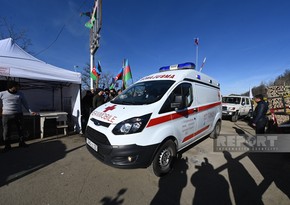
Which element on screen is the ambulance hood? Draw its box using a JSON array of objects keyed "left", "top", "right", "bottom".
[{"left": 90, "top": 102, "right": 155, "bottom": 125}]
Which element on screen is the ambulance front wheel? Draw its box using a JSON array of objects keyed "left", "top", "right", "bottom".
[
  {"left": 209, "top": 120, "right": 221, "bottom": 139},
  {"left": 151, "top": 140, "right": 177, "bottom": 177}
]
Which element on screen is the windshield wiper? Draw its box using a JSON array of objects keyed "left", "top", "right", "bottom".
[{"left": 120, "top": 101, "right": 135, "bottom": 105}]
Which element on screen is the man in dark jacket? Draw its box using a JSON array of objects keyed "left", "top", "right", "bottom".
[
  {"left": 252, "top": 94, "right": 268, "bottom": 134},
  {"left": 81, "top": 90, "right": 94, "bottom": 133},
  {"left": 92, "top": 88, "right": 105, "bottom": 109}
]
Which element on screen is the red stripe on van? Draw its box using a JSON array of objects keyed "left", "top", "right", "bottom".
[
  {"left": 146, "top": 114, "right": 172, "bottom": 127},
  {"left": 182, "top": 125, "right": 210, "bottom": 143},
  {"left": 146, "top": 101, "right": 221, "bottom": 128},
  {"left": 198, "top": 101, "right": 221, "bottom": 112},
  {"left": 146, "top": 108, "right": 196, "bottom": 127}
]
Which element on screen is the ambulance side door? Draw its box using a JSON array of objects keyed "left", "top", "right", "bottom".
[
  {"left": 194, "top": 83, "right": 218, "bottom": 139},
  {"left": 159, "top": 82, "right": 196, "bottom": 149}
]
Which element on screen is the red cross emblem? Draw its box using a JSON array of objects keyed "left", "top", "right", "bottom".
[{"left": 103, "top": 105, "right": 117, "bottom": 112}]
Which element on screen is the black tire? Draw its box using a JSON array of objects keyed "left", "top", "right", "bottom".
[
  {"left": 231, "top": 112, "right": 238, "bottom": 122},
  {"left": 151, "top": 140, "right": 177, "bottom": 177},
  {"left": 209, "top": 120, "right": 221, "bottom": 139},
  {"left": 247, "top": 109, "right": 253, "bottom": 118}
]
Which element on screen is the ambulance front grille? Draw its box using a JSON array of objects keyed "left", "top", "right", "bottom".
[
  {"left": 89, "top": 118, "right": 110, "bottom": 128},
  {"left": 86, "top": 126, "right": 111, "bottom": 146}
]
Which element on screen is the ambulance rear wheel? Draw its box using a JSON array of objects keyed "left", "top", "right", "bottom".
[
  {"left": 209, "top": 120, "right": 221, "bottom": 139},
  {"left": 151, "top": 140, "right": 177, "bottom": 177}
]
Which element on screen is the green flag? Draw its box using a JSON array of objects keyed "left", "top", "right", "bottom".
[{"left": 85, "top": 16, "right": 95, "bottom": 29}]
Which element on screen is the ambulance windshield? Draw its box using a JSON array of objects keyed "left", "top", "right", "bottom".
[{"left": 111, "top": 80, "right": 175, "bottom": 105}]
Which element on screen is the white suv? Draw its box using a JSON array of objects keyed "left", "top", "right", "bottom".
[{"left": 222, "top": 95, "right": 252, "bottom": 122}]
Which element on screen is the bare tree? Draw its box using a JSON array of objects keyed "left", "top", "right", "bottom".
[
  {"left": 240, "top": 91, "right": 250, "bottom": 96},
  {"left": 81, "top": 63, "right": 114, "bottom": 91},
  {"left": 99, "top": 72, "right": 114, "bottom": 89},
  {"left": 273, "top": 69, "right": 290, "bottom": 86},
  {"left": 252, "top": 82, "right": 267, "bottom": 97},
  {"left": 0, "top": 17, "right": 32, "bottom": 51},
  {"left": 81, "top": 63, "right": 91, "bottom": 90}
]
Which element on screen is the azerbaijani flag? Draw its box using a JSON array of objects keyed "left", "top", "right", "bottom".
[
  {"left": 84, "top": 1, "right": 98, "bottom": 29},
  {"left": 96, "top": 60, "right": 102, "bottom": 74},
  {"left": 114, "top": 68, "right": 123, "bottom": 81},
  {"left": 90, "top": 61, "right": 102, "bottom": 80},
  {"left": 90, "top": 66, "right": 98, "bottom": 80},
  {"left": 123, "top": 59, "right": 132, "bottom": 89},
  {"left": 85, "top": 16, "right": 95, "bottom": 29}
]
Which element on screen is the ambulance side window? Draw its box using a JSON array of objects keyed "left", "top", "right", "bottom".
[
  {"left": 184, "top": 84, "right": 193, "bottom": 107},
  {"left": 159, "top": 83, "right": 193, "bottom": 114}
]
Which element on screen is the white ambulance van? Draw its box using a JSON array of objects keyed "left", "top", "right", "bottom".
[{"left": 85, "top": 62, "right": 222, "bottom": 176}]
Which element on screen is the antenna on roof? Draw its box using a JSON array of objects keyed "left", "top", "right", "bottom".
[{"left": 199, "top": 57, "right": 206, "bottom": 72}]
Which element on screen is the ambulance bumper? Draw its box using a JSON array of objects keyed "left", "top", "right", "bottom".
[{"left": 86, "top": 142, "right": 158, "bottom": 168}]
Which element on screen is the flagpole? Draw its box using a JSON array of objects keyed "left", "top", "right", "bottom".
[
  {"left": 196, "top": 45, "right": 198, "bottom": 69},
  {"left": 194, "top": 38, "right": 199, "bottom": 69},
  {"left": 95, "top": 72, "right": 99, "bottom": 89},
  {"left": 122, "top": 59, "right": 125, "bottom": 90},
  {"left": 95, "top": 60, "right": 100, "bottom": 89},
  {"left": 90, "top": 53, "right": 94, "bottom": 91}
]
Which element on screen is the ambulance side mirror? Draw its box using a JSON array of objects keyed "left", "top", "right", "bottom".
[{"left": 171, "top": 95, "right": 184, "bottom": 109}]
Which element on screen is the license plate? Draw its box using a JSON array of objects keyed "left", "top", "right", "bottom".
[{"left": 86, "top": 138, "right": 98, "bottom": 152}]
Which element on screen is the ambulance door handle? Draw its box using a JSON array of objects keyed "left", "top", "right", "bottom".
[{"left": 193, "top": 108, "right": 198, "bottom": 112}]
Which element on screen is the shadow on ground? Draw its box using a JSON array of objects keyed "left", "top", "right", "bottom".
[
  {"left": 0, "top": 137, "right": 84, "bottom": 187},
  {"left": 149, "top": 151, "right": 289, "bottom": 205}
]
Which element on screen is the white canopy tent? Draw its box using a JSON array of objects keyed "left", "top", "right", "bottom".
[{"left": 0, "top": 38, "right": 82, "bottom": 134}]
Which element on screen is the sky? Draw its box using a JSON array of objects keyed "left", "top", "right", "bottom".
[{"left": 1, "top": 0, "right": 290, "bottom": 95}]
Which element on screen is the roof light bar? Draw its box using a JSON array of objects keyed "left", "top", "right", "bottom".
[{"left": 159, "top": 62, "right": 195, "bottom": 72}]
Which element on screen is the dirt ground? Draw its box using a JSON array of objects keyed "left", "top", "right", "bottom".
[{"left": 0, "top": 119, "right": 289, "bottom": 205}]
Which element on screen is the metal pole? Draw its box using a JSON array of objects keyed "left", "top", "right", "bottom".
[
  {"left": 195, "top": 45, "right": 198, "bottom": 69},
  {"left": 95, "top": 71, "right": 99, "bottom": 89},
  {"left": 90, "top": 53, "right": 94, "bottom": 91}
]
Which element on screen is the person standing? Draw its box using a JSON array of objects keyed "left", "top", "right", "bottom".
[
  {"left": 103, "top": 88, "right": 110, "bottom": 103},
  {"left": 252, "top": 94, "right": 268, "bottom": 134},
  {"left": 92, "top": 88, "right": 105, "bottom": 109},
  {"left": 0, "top": 81, "right": 37, "bottom": 152},
  {"left": 108, "top": 88, "right": 117, "bottom": 101},
  {"left": 81, "top": 90, "right": 94, "bottom": 133}
]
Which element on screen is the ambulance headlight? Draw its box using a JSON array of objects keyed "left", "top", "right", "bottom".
[{"left": 112, "top": 114, "right": 151, "bottom": 135}]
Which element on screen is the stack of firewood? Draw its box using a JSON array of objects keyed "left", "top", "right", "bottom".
[{"left": 266, "top": 86, "right": 290, "bottom": 125}]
